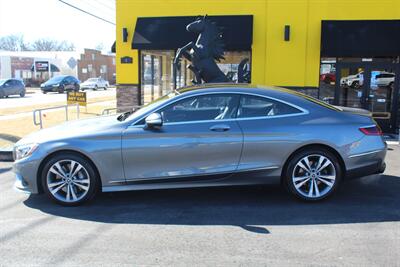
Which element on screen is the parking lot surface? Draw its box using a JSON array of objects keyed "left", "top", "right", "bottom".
[
  {"left": 0, "top": 87, "right": 115, "bottom": 110},
  {"left": 0, "top": 145, "right": 399, "bottom": 266}
]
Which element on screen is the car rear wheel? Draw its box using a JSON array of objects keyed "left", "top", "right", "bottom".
[
  {"left": 58, "top": 86, "right": 65, "bottom": 94},
  {"left": 0, "top": 91, "right": 4, "bottom": 98},
  {"left": 41, "top": 153, "right": 99, "bottom": 206},
  {"left": 20, "top": 91, "right": 25, "bottom": 97},
  {"left": 284, "top": 148, "right": 342, "bottom": 201},
  {"left": 94, "top": 85, "right": 98, "bottom": 91}
]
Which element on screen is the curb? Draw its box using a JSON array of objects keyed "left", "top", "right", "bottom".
[{"left": 0, "top": 150, "right": 13, "bottom": 162}]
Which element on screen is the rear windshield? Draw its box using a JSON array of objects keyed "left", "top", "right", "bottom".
[{"left": 276, "top": 87, "right": 341, "bottom": 111}]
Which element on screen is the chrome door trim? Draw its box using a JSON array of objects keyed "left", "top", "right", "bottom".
[{"left": 348, "top": 149, "right": 385, "bottom": 158}]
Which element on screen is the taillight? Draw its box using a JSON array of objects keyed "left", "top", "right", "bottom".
[{"left": 359, "top": 125, "right": 382, "bottom": 136}]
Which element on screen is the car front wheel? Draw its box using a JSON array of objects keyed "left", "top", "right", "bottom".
[
  {"left": 284, "top": 148, "right": 342, "bottom": 201},
  {"left": 20, "top": 91, "right": 26, "bottom": 97},
  {"left": 41, "top": 153, "right": 99, "bottom": 206}
]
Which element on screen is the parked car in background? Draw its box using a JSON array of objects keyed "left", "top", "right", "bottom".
[
  {"left": 320, "top": 72, "right": 336, "bottom": 84},
  {"left": 340, "top": 72, "right": 363, "bottom": 88},
  {"left": 0, "top": 78, "right": 26, "bottom": 98},
  {"left": 40, "top": 75, "right": 80, "bottom": 94},
  {"left": 80, "top": 77, "right": 109, "bottom": 90},
  {"left": 375, "top": 72, "right": 395, "bottom": 87},
  {"left": 13, "top": 85, "right": 387, "bottom": 206}
]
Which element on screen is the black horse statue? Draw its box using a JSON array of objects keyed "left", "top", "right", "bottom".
[{"left": 174, "top": 15, "right": 229, "bottom": 84}]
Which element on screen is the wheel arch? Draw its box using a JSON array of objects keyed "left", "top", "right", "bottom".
[
  {"left": 281, "top": 143, "right": 346, "bottom": 181},
  {"left": 36, "top": 149, "right": 102, "bottom": 194}
]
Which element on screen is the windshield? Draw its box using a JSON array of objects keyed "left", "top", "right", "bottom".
[
  {"left": 47, "top": 76, "right": 65, "bottom": 83},
  {"left": 86, "top": 78, "right": 98, "bottom": 82},
  {"left": 119, "top": 91, "right": 179, "bottom": 121},
  {"left": 0, "top": 79, "right": 7, "bottom": 86}
]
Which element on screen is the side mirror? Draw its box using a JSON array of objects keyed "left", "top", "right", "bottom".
[{"left": 145, "top": 113, "right": 163, "bottom": 128}]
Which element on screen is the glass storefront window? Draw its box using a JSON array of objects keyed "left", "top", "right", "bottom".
[{"left": 141, "top": 50, "right": 252, "bottom": 105}]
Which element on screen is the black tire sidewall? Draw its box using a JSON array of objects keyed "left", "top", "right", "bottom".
[
  {"left": 284, "top": 148, "right": 342, "bottom": 202},
  {"left": 41, "top": 153, "right": 99, "bottom": 206}
]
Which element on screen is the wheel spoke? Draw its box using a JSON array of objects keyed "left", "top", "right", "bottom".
[
  {"left": 303, "top": 157, "right": 312, "bottom": 171},
  {"left": 54, "top": 162, "right": 68, "bottom": 177},
  {"left": 69, "top": 161, "right": 76, "bottom": 176},
  {"left": 293, "top": 176, "right": 309, "bottom": 183},
  {"left": 71, "top": 164, "right": 83, "bottom": 178},
  {"left": 50, "top": 182, "right": 66, "bottom": 195},
  {"left": 73, "top": 179, "right": 90, "bottom": 184},
  {"left": 48, "top": 181, "right": 64, "bottom": 188},
  {"left": 297, "top": 161, "right": 311, "bottom": 173},
  {"left": 66, "top": 184, "right": 71, "bottom": 201},
  {"left": 315, "top": 156, "right": 326, "bottom": 171},
  {"left": 308, "top": 179, "right": 314, "bottom": 197},
  {"left": 317, "top": 177, "right": 334, "bottom": 187},
  {"left": 70, "top": 184, "right": 78, "bottom": 201},
  {"left": 295, "top": 178, "right": 310, "bottom": 189},
  {"left": 317, "top": 160, "right": 331, "bottom": 172},
  {"left": 50, "top": 166, "right": 66, "bottom": 179},
  {"left": 313, "top": 179, "right": 320, "bottom": 197},
  {"left": 319, "top": 175, "right": 336, "bottom": 180},
  {"left": 72, "top": 181, "right": 89, "bottom": 191}
]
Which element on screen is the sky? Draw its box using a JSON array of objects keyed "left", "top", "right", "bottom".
[{"left": 0, "top": 0, "right": 115, "bottom": 52}]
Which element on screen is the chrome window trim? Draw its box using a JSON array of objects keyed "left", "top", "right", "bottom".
[{"left": 129, "top": 90, "right": 309, "bottom": 127}]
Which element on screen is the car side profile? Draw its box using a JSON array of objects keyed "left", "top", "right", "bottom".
[
  {"left": 80, "top": 77, "right": 109, "bottom": 90},
  {"left": 40, "top": 75, "right": 80, "bottom": 94},
  {"left": 13, "top": 85, "right": 387, "bottom": 206},
  {"left": 0, "top": 78, "right": 26, "bottom": 98}
]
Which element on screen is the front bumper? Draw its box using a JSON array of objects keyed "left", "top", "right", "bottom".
[{"left": 13, "top": 157, "right": 41, "bottom": 194}]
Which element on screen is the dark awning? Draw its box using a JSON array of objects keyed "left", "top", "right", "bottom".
[
  {"left": 321, "top": 20, "right": 400, "bottom": 57},
  {"left": 132, "top": 15, "right": 253, "bottom": 51},
  {"left": 30, "top": 63, "right": 60, "bottom": 72},
  {"left": 111, "top": 41, "right": 116, "bottom": 53}
]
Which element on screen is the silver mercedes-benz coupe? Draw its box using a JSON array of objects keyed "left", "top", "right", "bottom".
[{"left": 13, "top": 84, "right": 387, "bottom": 206}]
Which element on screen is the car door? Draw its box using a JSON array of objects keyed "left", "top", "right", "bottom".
[
  {"left": 121, "top": 93, "right": 243, "bottom": 181},
  {"left": 235, "top": 94, "right": 307, "bottom": 172}
]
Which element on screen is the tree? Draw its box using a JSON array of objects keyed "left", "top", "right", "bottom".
[
  {"left": 0, "top": 34, "right": 75, "bottom": 51},
  {"left": 31, "top": 39, "right": 75, "bottom": 51},
  {"left": 0, "top": 34, "right": 30, "bottom": 51}
]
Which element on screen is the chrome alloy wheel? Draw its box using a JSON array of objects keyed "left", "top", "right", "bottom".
[
  {"left": 46, "top": 160, "right": 91, "bottom": 203},
  {"left": 292, "top": 154, "right": 336, "bottom": 199}
]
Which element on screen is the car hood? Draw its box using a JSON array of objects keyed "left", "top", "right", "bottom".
[{"left": 16, "top": 115, "right": 122, "bottom": 146}]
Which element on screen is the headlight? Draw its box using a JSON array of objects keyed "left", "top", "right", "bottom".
[
  {"left": 53, "top": 84, "right": 60, "bottom": 87},
  {"left": 14, "top": 143, "right": 39, "bottom": 160}
]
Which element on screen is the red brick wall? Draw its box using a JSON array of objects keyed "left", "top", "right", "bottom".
[{"left": 77, "top": 49, "right": 116, "bottom": 84}]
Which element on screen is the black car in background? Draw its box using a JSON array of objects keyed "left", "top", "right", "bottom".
[
  {"left": 0, "top": 78, "right": 26, "bottom": 98},
  {"left": 40, "top": 75, "right": 80, "bottom": 94}
]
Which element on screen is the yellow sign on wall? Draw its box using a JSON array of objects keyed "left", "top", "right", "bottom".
[{"left": 67, "top": 91, "right": 87, "bottom": 107}]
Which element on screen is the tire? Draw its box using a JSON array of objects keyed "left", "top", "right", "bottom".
[
  {"left": 351, "top": 81, "right": 359, "bottom": 88},
  {"left": 0, "top": 91, "right": 4, "bottom": 98},
  {"left": 75, "top": 84, "right": 80, "bottom": 92},
  {"left": 283, "top": 147, "right": 342, "bottom": 202},
  {"left": 41, "top": 152, "right": 99, "bottom": 206},
  {"left": 94, "top": 85, "right": 98, "bottom": 91},
  {"left": 20, "top": 91, "right": 26, "bottom": 97},
  {"left": 104, "top": 85, "right": 107, "bottom": 90},
  {"left": 58, "top": 86, "right": 65, "bottom": 94}
]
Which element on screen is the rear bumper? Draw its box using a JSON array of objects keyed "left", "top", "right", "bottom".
[{"left": 346, "top": 160, "right": 386, "bottom": 180}]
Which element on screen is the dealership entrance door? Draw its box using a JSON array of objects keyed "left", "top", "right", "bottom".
[{"left": 335, "top": 62, "right": 400, "bottom": 133}]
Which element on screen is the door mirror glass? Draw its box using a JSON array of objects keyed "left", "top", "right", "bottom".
[{"left": 145, "top": 113, "right": 163, "bottom": 128}]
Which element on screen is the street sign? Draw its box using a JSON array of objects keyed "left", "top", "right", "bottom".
[
  {"left": 35, "top": 61, "right": 49, "bottom": 72},
  {"left": 67, "top": 91, "right": 87, "bottom": 107}
]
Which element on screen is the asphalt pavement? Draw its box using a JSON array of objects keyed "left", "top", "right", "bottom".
[
  {"left": 0, "top": 145, "right": 399, "bottom": 266},
  {"left": 0, "top": 87, "right": 115, "bottom": 109}
]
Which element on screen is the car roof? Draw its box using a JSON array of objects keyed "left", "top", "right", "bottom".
[{"left": 176, "top": 83, "right": 339, "bottom": 111}]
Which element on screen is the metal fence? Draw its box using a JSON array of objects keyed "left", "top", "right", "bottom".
[{"left": 33, "top": 104, "right": 80, "bottom": 129}]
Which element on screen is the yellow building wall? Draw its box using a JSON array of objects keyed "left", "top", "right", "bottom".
[{"left": 116, "top": 0, "right": 400, "bottom": 88}]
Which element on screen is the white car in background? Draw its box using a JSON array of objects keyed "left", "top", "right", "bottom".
[
  {"left": 80, "top": 77, "right": 109, "bottom": 90},
  {"left": 375, "top": 72, "right": 395, "bottom": 87},
  {"left": 340, "top": 72, "right": 363, "bottom": 88}
]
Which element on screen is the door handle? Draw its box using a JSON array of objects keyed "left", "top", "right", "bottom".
[{"left": 210, "top": 124, "right": 230, "bottom": 132}]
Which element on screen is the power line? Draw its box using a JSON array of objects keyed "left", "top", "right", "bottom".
[{"left": 57, "top": 0, "right": 115, "bottom": 25}]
